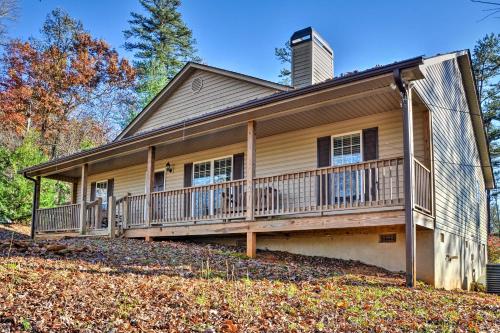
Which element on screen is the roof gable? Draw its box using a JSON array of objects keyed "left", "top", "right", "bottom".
[{"left": 117, "top": 62, "right": 290, "bottom": 139}]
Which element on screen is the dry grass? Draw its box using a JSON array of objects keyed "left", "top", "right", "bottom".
[{"left": 0, "top": 224, "right": 498, "bottom": 332}]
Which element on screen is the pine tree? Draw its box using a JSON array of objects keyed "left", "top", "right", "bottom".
[
  {"left": 124, "top": 0, "right": 200, "bottom": 106},
  {"left": 274, "top": 41, "right": 291, "bottom": 85},
  {"left": 472, "top": 33, "right": 500, "bottom": 234}
]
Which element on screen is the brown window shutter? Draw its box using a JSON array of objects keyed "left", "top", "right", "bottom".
[
  {"left": 362, "top": 127, "right": 378, "bottom": 161},
  {"left": 317, "top": 136, "right": 331, "bottom": 167},
  {"left": 316, "top": 136, "right": 332, "bottom": 205},
  {"left": 153, "top": 171, "right": 165, "bottom": 192},
  {"left": 232, "top": 153, "right": 245, "bottom": 212},
  {"left": 183, "top": 163, "right": 193, "bottom": 217},
  {"left": 232, "top": 153, "right": 244, "bottom": 180},
  {"left": 107, "top": 179, "right": 114, "bottom": 198},
  {"left": 362, "top": 127, "right": 378, "bottom": 201},
  {"left": 90, "top": 182, "right": 96, "bottom": 201},
  {"left": 184, "top": 163, "right": 193, "bottom": 187}
]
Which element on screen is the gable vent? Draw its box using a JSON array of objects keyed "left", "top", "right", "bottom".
[{"left": 191, "top": 77, "right": 203, "bottom": 93}]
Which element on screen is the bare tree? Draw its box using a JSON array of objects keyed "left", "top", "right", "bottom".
[
  {"left": 0, "top": 0, "right": 16, "bottom": 42},
  {"left": 471, "top": 0, "right": 500, "bottom": 21}
]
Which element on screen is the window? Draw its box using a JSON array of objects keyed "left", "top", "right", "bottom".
[
  {"left": 379, "top": 234, "right": 396, "bottom": 243},
  {"left": 329, "top": 132, "right": 363, "bottom": 204},
  {"left": 193, "top": 157, "right": 232, "bottom": 185},
  {"left": 95, "top": 180, "right": 108, "bottom": 208},
  {"left": 332, "top": 132, "right": 362, "bottom": 166},
  {"left": 193, "top": 157, "right": 232, "bottom": 216},
  {"left": 440, "top": 233, "right": 445, "bottom": 243}
]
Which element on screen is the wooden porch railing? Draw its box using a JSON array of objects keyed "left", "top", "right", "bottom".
[
  {"left": 127, "top": 194, "right": 146, "bottom": 227},
  {"left": 123, "top": 157, "right": 404, "bottom": 227},
  {"left": 413, "top": 158, "right": 432, "bottom": 215},
  {"left": 149, "top": 179, "right": 247, "bottom": 223},
  {"left": 254, "top": 157, "right": 404, "bottom": 217},
  {"left": 35, "top": 156, "right": 435, "bottom": 234},
  {"left": 36, "top": 203, "right": 81, "bottom": 233},
  {"left": 85, "top": 198, "right": 104, "bottom": 231}
]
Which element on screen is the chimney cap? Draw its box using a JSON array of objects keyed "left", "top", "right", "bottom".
[{"left": 290, "top": 27, "right": 333, "bottom": 55}]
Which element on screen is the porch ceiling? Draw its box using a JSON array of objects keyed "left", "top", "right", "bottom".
[{"left": 35, "top": 73, "right": 422, "bottom": 180}]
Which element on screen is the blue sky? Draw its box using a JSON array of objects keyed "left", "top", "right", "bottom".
[{"left": 7, "top": 0, "right": 500, "bottom": 82}]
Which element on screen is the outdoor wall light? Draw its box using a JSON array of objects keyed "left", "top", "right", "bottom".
[{"left": 165, "top": 162, "right": 174, "bottom": 173}]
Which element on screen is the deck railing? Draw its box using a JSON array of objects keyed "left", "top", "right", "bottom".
[
  {"left": 414, "top": 158, "right": 432, "bottom": 214},
  {"left": 253, "top": 157, "right": 404, "bottom": 217},
  {"left": 35, "top": 156, "right": 434, "bottom": 234},
  {"left": 127, "top": 194, "right": 146, "bottom": 227},
  {"left": 36, "top": 203, "right": 81, "bottom": 233},
  {"left": 124, "top": 157, "right": 404, "bottom": 226},
  {"left": 150, "top": 179, "right": 247, "bottom": 224},
  {"left": 85, "top": 198, "right": 104, "bottom": 231}
]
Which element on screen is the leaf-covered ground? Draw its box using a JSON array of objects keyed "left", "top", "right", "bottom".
[{"left": 0, "top": 224, "right": 498, "bottom": 332}]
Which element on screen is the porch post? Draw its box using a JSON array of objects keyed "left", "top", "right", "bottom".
[
  {"left": 145, "top": 146, "right": 155, "bottom": 226},
  {"left": 30, "top": 176, "right": 41, "bottom": 239},
  {"left": 402, "top": 83, "right": 416, "bottom": 287},
  {"left": 246, "top": 120, "right": 256, "bottom": 221},
  {"left": 79, "top": 163, "right": 88, "bottom": 235},
  {"left": 108, "top": 195, "right": 116, "bottom": 238}
]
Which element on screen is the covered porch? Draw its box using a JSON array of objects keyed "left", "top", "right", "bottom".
[{"left": 24, "top": 65, "right": 432, "bottom": 285}]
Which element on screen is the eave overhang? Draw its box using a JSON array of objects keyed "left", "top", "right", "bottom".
[{"left": 21, "top": 56, "right": 424, "bottom": 178}]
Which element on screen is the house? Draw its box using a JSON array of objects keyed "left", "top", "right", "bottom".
[{"left": 22, "top": 27, "right": 493, "bottom": 290}]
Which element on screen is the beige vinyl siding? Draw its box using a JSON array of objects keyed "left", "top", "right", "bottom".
[
  {"left": 415, "top": 58, "right": 487, "bottom": 243},
  {"left": 312, "top": 38, "right": 333, "bottom": 84},
  {"left": 292, "top": 42, "right": 312, "bottom": 88},
  {"left": 131, "top": 69, "right": 278, "bottom": 135},
  {"left": 77, "top": 110, "right": 424, "bottom": 205}
]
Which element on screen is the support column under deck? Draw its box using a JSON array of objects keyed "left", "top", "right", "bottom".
[
  {"left": 402, "top": 83, "right": 416, "bottom": 287},
  {"left": 246, "top": 231, "right": 256, "bottom": 258}
]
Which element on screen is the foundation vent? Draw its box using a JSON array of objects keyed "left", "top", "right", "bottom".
[{"left": 379, "top": 233, "right": 396, "bottom": 243}]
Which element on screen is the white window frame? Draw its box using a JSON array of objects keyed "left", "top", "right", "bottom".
[
  {"left": 95, "top": 180, "right": 108, "bottom": 208},
  {"left": 192, "top": 155, "right": 233, "bottom": 185},
  {"left": 192, "top": 155, "right": 233, "bottom": 216},
  {"left": 331, "top": 130, "right": 363, "bottom": 166},
  {"left": 330, "top": 131, "right": 364, "bottom": 204}
]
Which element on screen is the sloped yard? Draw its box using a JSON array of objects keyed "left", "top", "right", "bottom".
[{"left": 0, "top": 224, "right": 498, "bottom": 332}]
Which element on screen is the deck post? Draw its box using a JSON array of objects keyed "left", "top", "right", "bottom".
[
  {"left": 402, "top": 83, "right": 416, "bottom": 287},
  {"left": 30, "top": 176, "right": 41, "bottom": 239},
  {"left": 108, "top": 196, "right": 116, "bottom": 238},
  {"left": 79, "top": 163, "right": 88, "bottom": 235},
  {"left": 122, "top": 193, "right": 130, "bottom": 230},
  {"left": 246, "top": 121, "right": 256, "bottom": 221},
  {"left": 246, "top": 231, "right": 256, "bottom": 258},
  {"left": 145, "top": 146, "right": 155, "bottom": 226},
  {"left": 95, "top": 197, "right": 102, "bottom": 229}
]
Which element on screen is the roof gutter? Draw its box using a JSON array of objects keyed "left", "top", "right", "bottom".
[{"left": 392, "top": 68, "right": 406, "bottom": 95}]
